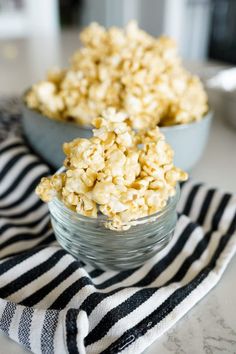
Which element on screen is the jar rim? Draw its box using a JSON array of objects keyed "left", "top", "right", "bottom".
[{"left": 49, "top": 166, "right": 180, "bottom": 227}]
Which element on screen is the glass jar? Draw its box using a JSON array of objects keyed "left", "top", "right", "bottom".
[{"left": 48, "top": 184, "right": 180, "bottom": 271}]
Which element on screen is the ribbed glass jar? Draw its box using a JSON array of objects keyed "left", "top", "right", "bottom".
[{"left": 48, "top": 184, "right": 180, "bottom": 271}]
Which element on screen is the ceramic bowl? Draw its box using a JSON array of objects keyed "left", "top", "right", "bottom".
[
  {"left": 205, "top": 68, "right": 236, "bottom": 128},
  {"left": 22, "top": 102, "right": 212, "bottom": 171},
  {"left": 161, "top": 112, "right": 212, "bottom": 171}
]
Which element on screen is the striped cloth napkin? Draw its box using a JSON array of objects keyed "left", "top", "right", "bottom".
[{"left": 0, "top": 135, "right": 236, "bottom": 354}]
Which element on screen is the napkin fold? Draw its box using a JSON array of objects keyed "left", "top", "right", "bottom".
[{"left": 0, "top": 134, "right": 236, "bottom": 354}]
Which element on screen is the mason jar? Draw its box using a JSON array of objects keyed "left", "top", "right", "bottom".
[{"left": 48, "top": 184, "right": 180, "bottom": 271}]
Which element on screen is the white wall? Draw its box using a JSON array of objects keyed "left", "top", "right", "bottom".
[
  {"left": 163, "top": 0, "right": 212, "bottom": 60},
  {"left": 81, "top": 0, "right": 138, "bottom": 28},
  {"left": 163, "top": 0, "right": 186, "bottom": 54},
  {"left": 80, "top": 0, "right": 164, "bottom": 34},
  {"left": 138, "top": 0, "right": 165, "bottom": 36},
  {"left": 0, "top": 0, "right": 59, "bottom": 38},
  {"left": 24, "top": 0, "right": 59, "bottom": 36}
]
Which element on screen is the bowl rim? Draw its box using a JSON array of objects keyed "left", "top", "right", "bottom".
[
  {"left": 160, "top": 110, "right": 213, "bottom": 132},
  {"left": 22, "top": 90, "right": 92, "bottom": 130},
  {"left": 22, "top": 89, "right": 213, "bottom": 131}
]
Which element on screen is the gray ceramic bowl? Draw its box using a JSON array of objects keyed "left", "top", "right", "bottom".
[
  {"left": 206, "top": 86, "right": 236, "bottom": 129},
  {"left": 22, "top": 102, "right": 212, "bottom": 171},
  {"left": 161, "top": 112, "right": 212, "bottom": 171},
  {"left": 205, "top": 68, "right": 236, "bottom": 129}
]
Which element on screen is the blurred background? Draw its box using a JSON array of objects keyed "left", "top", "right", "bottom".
[{"left": 0, "top": 0, "right": 235, "bottom": 95}]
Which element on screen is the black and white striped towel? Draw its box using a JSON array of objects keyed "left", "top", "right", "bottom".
[{"left": 0, "top": 135, "right": 236, "bottom": 354}]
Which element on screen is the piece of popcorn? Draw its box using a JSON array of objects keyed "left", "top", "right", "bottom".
[
  {"left": 82, "top": 144, "right": 105, "bottom": 171},
  {"left": 76, "top": 194, "right": 97, "bottom": 218},
  {"left": 35, "top": 174, "right": 65, "bottom": 202},
  {"left": 92, "top": 181, "right": 116, "bottom": 204},
  {"left": 47, "top": 67, "right": 65, "bottom": 85},
  {"left": 144, "top": 190, "right": 167, "bottom": 210},
  {"left": 36, "top": 81, "right": 56, "bottom": 99},
  {"left": 106, "top": 196, "right": 128, "bottom": 213},
  {"left": 65, "top": 169, "right": 90, "bottom": 194},
  {"left": 106, "top": 149, "right": 126, "bottom": 176},
  {"left": 165, "top": 167, "right": 188, "bottom": 186}
]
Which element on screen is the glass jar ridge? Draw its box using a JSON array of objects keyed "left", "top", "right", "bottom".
[{"left": 48, "top": 184, "right": 180, "bottom": 270}]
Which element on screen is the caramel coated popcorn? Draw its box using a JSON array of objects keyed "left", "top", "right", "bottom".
[
  {"left": 26, "top": 21, "right": 208, "bottom": 129},
  {"left": 36, "top": 109, "right": 188, "bottom": 230}
]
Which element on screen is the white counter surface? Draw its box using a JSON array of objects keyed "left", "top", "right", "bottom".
[{"left": 0, "top": 33, "right": 235, "bottom": 354}]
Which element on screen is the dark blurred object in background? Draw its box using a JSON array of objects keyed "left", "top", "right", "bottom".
[
  {"left": 209, "top": 0, "right": 236, "bottom": 64},
  {"left": 59, "top": 0, "right": 83, "bottom": 27}
]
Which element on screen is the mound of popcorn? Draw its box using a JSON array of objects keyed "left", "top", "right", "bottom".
[
  {"left": 36, "top": 108, "right": 188, "bottom": 230},
  {"left": 26, "top": 21, "right": 208, "bottom": 129}
]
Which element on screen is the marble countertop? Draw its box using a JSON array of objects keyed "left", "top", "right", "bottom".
[
  {"left": 0, "top": 33, "right": 235, "bottom": 354},
  {"left": 145, "top": 255, "right": 236, "bottom": 354}
]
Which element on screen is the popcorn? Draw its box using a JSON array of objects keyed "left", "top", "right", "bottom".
[
  {"left": 26, "top": 81, "right": 64, "bottom": 120},
  {"left": 76, "top": 194, "right": 97, "bottom": 218},
  {"left": 65, "top": 169, "right": 90, "bottom": 194},
  {"left": 25, "top": 21, "right": 208, "bottom": 129},
  {"left": 92, "top": 181, "right": 117, "bottom": 204},
  {"left": 35, "top": 174, "right": 65, "bottom": 202},
  {"left": 36, "top": 109, "right": 188, "bottom": 230}
]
